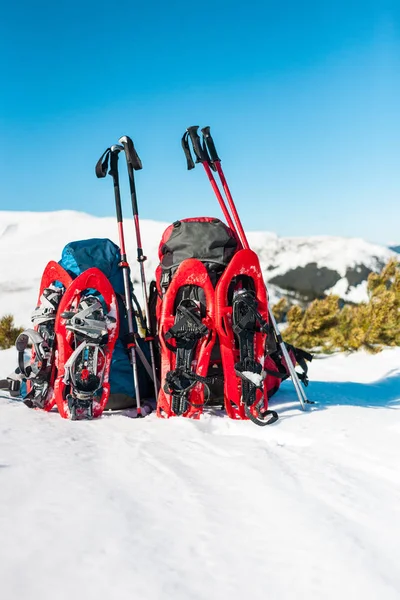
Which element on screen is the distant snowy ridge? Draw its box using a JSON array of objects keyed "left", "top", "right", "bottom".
[{"left": 0, "top": 210, "right": 396, "bottom": 326}]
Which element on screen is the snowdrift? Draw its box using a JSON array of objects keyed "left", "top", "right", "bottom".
[{"left": 1, "top": 346, "right": 399, "bottom": 599}]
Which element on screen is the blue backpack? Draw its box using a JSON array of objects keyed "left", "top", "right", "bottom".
[{"left": 59, "top": 238, "right": 151, "bottom": 407}]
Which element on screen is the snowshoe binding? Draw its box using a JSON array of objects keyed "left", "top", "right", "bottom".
[{"left": 54, "top": 268, "right": 119, "bottom": 420}]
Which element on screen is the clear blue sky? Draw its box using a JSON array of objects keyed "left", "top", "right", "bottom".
[{"left": 1, "top": 1, "right": 399, "bottom": 244}]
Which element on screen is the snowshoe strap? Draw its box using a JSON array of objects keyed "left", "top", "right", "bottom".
[
  {"left": 165, "top": 304, "right": 208, "bottom": 348},
  {"left": 63, "top": 340, "right": 105, "bottom": 392},
  {"left": 63, "top": 297, "right": 109, "bottom": 342},
  {"left": 244, "top": 404, "right": 279, "bottom": 427},
  {"left": 15, "top": 329, "right": 50, "bottom": 379},
  {"left": 0, "top": 375, "right": 22, "bottom": 397},
  {"left": 232, "top": 291, "right": 269, "bottom": 335},
  {"left": 31, "top": 287, "right": 62, "bottom": 325},
  {"left": 164, "top": 368, "right": 222, "bottom": 406},
  {"left": 234, "top": 359, "right": 266, "bottom": 389}
]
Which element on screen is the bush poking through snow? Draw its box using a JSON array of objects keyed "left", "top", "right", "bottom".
[
  {"left": 0, "top": 315, "right": 24, "bottom": 350},
  {"left": 279, "top": 259, "right": 400, "bottom": 353}
]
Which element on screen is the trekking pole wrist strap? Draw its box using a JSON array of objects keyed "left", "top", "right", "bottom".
[
  {"left": 187, "top": 126, "right": 207, "bottom": 163},
  {"left": 95, "top": 148, "right": 111, "bottom": 179},
  {"left": 118, "top": 135, "right": 143, "bottom": 171},
  {"left": 201, "top": 126, "right": 220, "bottom": 162}
]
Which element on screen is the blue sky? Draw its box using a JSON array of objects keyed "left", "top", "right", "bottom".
[{"left": 1, "top": 1, "right": 399, "bottom": 244}]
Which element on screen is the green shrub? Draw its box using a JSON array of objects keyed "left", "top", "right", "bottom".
[
  {"left": 275, "top": 259, "right": 400, "bottom": 354},
  {"left": 0, "top": 315, "right": 24, "bottom": 350}
]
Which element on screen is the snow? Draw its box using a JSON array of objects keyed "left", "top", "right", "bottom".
[
  {"left": 327, "top": 277, "right": 369, "bottom": 303},
  {"left": 241, "top": 370, "right": 264, "bottom": 386},
  {"left": 1, "top": 346, "right": 400, "bottom": 600},
  {"left": 0, "top": 210, "right": 396, "bottom": 326}
]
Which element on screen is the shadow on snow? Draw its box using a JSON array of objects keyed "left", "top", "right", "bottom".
[{"left": 272, "top": 370, "right": 400, "bottom": 413}]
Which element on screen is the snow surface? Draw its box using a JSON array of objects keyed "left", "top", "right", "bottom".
[
  {"left": 0, "top": 210, "right": 396, "bottom": 326},
  {"left": 241, "top": 370, "right": 264, "bottom": 386},
  {"left": 1, "top": 346, "right": 400, "bottom": 600}
]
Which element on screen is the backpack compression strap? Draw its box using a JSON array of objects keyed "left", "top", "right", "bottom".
[{"left": 266, "top": 346, "right": 313, "bottom": 386}]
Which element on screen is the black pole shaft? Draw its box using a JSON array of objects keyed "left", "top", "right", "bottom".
[
  {"left": 108, "top": 150, "right": 143, "bottom": 416},
  {"left": 119, "top": 136, "right": 160, "bottom": 397}
]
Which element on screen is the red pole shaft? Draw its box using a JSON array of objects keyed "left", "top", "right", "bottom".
[
  {"left": 214, "top": 161, "right": 250, "bottom": 250},
  {"left": 202, "top": 162, "right": 237, "bottom": 236}
]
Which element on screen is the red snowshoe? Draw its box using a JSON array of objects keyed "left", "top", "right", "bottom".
[
  {"left": 15, "top": 261, "right": 72, "bottom": 412},
  {"left": 215, "top": 248, "right": 278, "bottom": 425},
  {"left": 54, "top": 268, "right": 119, "bottom": 420},
  {"left": 157, "top": 258, "right": 216, "bottom": 419}
]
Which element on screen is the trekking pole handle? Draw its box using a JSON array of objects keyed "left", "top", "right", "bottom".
[
  {"left": 201, "top": 126, "right": 220, "bottom": 162},
  {"left": 118, "top": 136, "right": 143, "bottom": 171},
  {"left": 187, "top": 126, "right": 206, "bottom": 163}
]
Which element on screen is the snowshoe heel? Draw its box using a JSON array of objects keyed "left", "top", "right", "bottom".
[{"left": 67, "top": 395, "right": 94, "bottom": 421}]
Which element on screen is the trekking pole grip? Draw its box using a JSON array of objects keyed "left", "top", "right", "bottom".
[
  {"left": 119, "top": 136, "right": 143, "bottom": 171},
  {"left": 201, "top": 126, "right": 220, "bottom": 162},
  {"left": 187, "top": 126, "right": 206, "bottom": 163}
]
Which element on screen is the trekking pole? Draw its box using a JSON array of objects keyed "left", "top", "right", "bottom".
[
  {"left": 95, "top": 146, "right": 144, "bottom": 416},
  {"left": 98, "top": 149, "right": 156, "bottom": 387},
  {"left": 184, "top": 126, "right": 311, "bottom": 410},
  {"left": 182, "top": 129, "right": 238, "bottom": 235},
  {"left": 117, "top": 135, "right": 160, "bottom": 398},
  {"left": 201, "top": 127, "right": 250, "bottom": 248}
]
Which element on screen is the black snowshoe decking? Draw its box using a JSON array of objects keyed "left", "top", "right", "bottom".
[{"left": 157, "top": 259, "right": 216, "bottom": 419}]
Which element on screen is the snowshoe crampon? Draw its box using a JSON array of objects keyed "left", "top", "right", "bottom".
[
  {"left": 157, "top": 259, "right": 216, "bottom": 419},
  {"left": 54, "top": 268, "right": 119, "bottom": 420},
  {"left": 19, "top": 261, "right": 72, "bottom": 411}
]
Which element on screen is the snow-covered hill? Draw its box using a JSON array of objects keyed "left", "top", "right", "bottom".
[
  {"left": 1, "top": 345, "right": 400, "bottom": 600},
  {"left": 0, "top": 210, "right": 396, "bottom": 326}
]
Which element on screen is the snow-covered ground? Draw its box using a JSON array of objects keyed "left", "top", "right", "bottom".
[{"left": 1, "top": 346, "right": 400, "bottom": 600}]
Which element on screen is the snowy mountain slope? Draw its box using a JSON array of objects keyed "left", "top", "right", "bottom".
[
  {"left": 1, "top": 346, "right": 400, "bottom": 600},
  {"left": 0, "top": 210, "right": 396, "bottom": 326}
]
